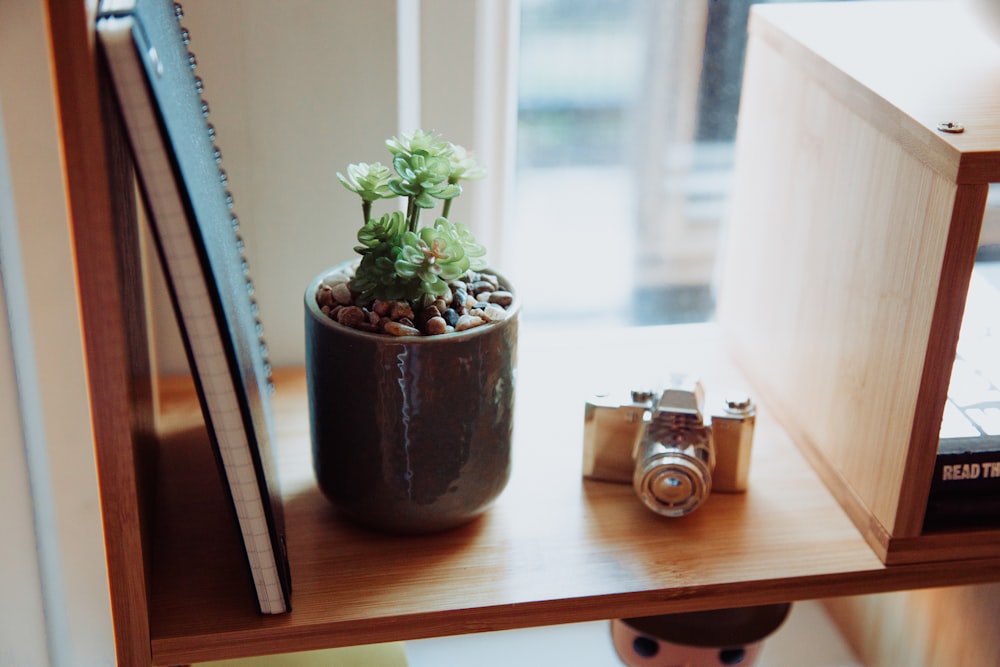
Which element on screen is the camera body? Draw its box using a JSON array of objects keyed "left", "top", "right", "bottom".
[{"left": 582, "top": 377, "right": 756, "bottom": 517}]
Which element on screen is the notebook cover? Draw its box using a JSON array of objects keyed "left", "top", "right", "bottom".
[{"left": 96, "top": 0, "right": 291, "bottom": 614}]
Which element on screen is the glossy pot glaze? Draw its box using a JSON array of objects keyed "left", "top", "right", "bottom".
[{"left": 305, "top": 262, "right": 519, "bottom": 534}]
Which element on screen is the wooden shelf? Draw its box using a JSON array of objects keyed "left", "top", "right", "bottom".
[
  {"left": 50, "top": 1, "right": 1000, "bottom": 664},
  {"left": 149, "top": 325, "right": 1000, "bottom": 666},
  {"left": 718, "top": 1, "right": 1000, "bottom": 564}
]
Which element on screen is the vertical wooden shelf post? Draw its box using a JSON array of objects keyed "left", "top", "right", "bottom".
[{"left": 48, "top": 1, "right": 157, "bottom": 664}]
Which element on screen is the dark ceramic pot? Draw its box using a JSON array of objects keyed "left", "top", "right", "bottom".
[{"left": 305, "top": 262, "right": 519, "bottom": 534}]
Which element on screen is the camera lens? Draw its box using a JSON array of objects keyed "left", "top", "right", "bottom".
[
  {"left": 651, "top": 468, "right": 694, "bottom": 504},
  {"left": 634, "top": 453, "right": 711, "bottom": 517}
]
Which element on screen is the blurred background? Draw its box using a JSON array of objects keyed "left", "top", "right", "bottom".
[{"left": 166, "top": 0, "right": 997, "bottom": 371}]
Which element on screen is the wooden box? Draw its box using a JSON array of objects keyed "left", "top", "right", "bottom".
[
  {"left": 717, "top": 1, "right": 1000, "bottom": 564},
  {"left": 52, "top": 1, "right": 1000, "bottom": 663}
]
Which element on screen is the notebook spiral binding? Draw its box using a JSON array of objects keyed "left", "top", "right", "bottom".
[{"left": 174, "top": 2, "right": 274, "bottom": 396}]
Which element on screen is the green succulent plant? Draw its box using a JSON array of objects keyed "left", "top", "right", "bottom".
[{"left": 337, "top": 130, "right": 488, "bottom": 305}]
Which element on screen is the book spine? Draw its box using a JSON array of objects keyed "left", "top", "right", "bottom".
[
  {"left": 924, "top": 449, "right": 1000, "bottom": 530},
  {"left": 929, "top": 451, "right": 1000, "bottom": 495}
]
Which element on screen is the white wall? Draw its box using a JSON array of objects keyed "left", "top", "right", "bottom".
[
  {"left": 0, "top": 178, "right": 50, "bottom": 667},
  {"left": 0, "top": 1, "right": 116, "bottom": 665},
  {"left": 154, "top": 0, "right": 403, "bottom": 373},
  {"left": 156, "top": 0, "right": 517, "bottom": 373}
]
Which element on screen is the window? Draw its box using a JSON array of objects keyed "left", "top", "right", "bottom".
[{"left": 508, "top": 0, "right": 876, "bottom": 328}]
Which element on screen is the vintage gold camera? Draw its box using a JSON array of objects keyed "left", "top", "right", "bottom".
[{"left": 582, "top": 377, "right": 756, "bottom": 517}]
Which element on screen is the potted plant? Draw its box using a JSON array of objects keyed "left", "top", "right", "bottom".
[{"left": 305, "top": 129, "right": 519, "bottom": 534}]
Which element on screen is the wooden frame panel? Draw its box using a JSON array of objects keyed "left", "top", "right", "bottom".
[
  {"left": 48, "top": 1, "right": 156, "bottom": 664},
  {"left": 46, "top": 2, "right": 1000, "bottom": 663},
  {"left": 717, "top": 2, "right": 1000, "bottom": 563},
  {"left": 824, "top": 583, "right": 1000, "bottom": 666}
]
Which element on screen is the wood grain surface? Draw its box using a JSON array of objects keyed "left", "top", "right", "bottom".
[
  {"left": 61, "top": 2, "right": 1000, "bottom": 665},
  {"left": 148, "top": 326, "right": 1000, "bottom": 665},
  {"left": 50, "top": 1, "right": 157, "bottom": 664},
  {"left": 717, "top": 1, "right": 1000, "bottom": 563},
  {"left": 825, "top": 582, "right": 1000, "bottom": 666}
]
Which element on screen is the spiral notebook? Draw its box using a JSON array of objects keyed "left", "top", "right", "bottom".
[{"left": 96, "top": 0, "right": 291, "bottom": 613}]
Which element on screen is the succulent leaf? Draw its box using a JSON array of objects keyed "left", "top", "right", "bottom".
[
  {"left": 337, "top": 130, "right": 492, "bottom": 306},
  {"left": 389, "top": 152, "right": 460, "bottom": 208},
  {"left": 393, "top": 226, "right": 471, "bottom": 298},
  {"left": 351, "top": 251, "right": 413, "bottom": 303},
  {"left": 441, "top": 218, "right": 488, "bottom": 271},
  {"left": 447, "top": 144, "right": 487, "bottom": 183},
  {"left": 336, "top": 162, "right": 394, "bottom": 203},
  {"left": 355, "top": 210, "right": 406, "bottom": 253},
  {"left": 386, "top": 129, "right": 453, "bottom": 160}
]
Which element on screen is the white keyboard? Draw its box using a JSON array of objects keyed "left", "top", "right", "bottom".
[{"left": 941, "top": 265, "right": 1000, "bottom": 442}]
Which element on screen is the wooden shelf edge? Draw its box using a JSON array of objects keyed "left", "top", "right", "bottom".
[
  {"left": 897, "top": 182, "right": 991, "bottom": 536},
  {"left": 150, "top": 557, "right": 1000, "bottom": 665},
  {"left": 887, "top": 532, "right": 1000, "bottom": 566}
]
